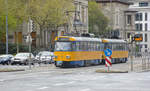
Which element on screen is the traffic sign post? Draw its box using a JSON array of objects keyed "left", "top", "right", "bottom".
[{"left": 104, "top": 49, "right": 112, "bottom": 72}]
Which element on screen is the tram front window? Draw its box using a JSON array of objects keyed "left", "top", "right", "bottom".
[{"left": 55, "top": 42, "right": 72, "bottom": 51}]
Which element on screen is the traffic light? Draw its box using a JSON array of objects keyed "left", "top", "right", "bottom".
[
  {"left": 24, "top": 35, "right": 32, "bottom": 43},
  {"left": 133, "top": 34, "right": 143, "bottom": 42},
  {"left": 32, "top": 21, "right": 35, "bottom": 32},
  {"left": 29, "top": 19, "right": 35, "bottom": 33}
]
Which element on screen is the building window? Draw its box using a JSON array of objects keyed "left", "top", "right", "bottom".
[
  {"left": 135, "top": 13, "right": 142, "bottom": 21},
  {"left": 115, "top": 13, "right": 119, "bottom": 26},
  {"left": 145, "top": 23, "right": 147, "bottom": 31},
  {"left": 8, "top": 35, "right": 13, "bottom": 39},
  {"left": 135, "top": 23, "right": 143, "bottom": 31},
  {"left": 127, "top": 15, "right": 132, "bottom": 25},
  {"left": 102, "top": 3, "right": 107, "bottom": 6},
  {"left": 82, "top": 7, "right": 85, "bottom": 23},
  {"left": 127, "top": 33, "right": 131, "bottom": 38},
  {"left": 145, "top": 34, "right": 147, "bottom": 42},
  {"left": 145, "top": 44, "right": 147, "bottom": 48},
  {"left": 139, "top": 2, "right": 149, "bottom": 7},
  {"left": 145, "top": 13, "right": 148, "bottom": 21}
]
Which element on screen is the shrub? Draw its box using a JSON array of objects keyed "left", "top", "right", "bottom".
[{"left": 0, "top": 42, "right": 36, "bottom": 55}]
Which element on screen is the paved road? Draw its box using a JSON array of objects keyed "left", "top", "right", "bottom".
[{"left": 0, "top": 63, "right": 150, "bottom": 91}]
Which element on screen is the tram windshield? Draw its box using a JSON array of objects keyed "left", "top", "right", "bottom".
[{"left": 55, "top": 42, "right": 72, "bottom": 51}]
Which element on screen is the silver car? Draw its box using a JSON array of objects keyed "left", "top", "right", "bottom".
[
  {"left": 11, "top": 53, "right": 35, "bottom": 65},
  {"left": 35, "top": 51, "right": 54, "bottom": 64}
]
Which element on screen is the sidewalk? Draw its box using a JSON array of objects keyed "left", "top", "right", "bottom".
[{"left": 0, "top": 64, "right": 56, "bottom": 72}]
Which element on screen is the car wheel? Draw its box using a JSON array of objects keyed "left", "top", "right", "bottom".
[{"left": 7, "top": 61, "right": 11, "bottom": 65}]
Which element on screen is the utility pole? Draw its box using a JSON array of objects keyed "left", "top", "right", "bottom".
[
  {"left": 28, "top": 0, "right": 32, "bottom": 69},
  {"left": 5, "top": 0, "right": 8, "bottom": 54},
  {"left": 26, "top": 19, "right": 33, "bottom": 69}
]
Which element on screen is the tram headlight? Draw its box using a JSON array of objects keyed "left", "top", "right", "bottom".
[{"left": 66, "top": 55, "right": 71, "bottom": 59}]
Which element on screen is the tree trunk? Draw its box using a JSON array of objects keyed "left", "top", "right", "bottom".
[{"left": 39, "top": 26, "right": 43, "bottom": 48}]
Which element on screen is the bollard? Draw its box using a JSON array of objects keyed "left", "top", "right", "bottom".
[
  {"left": 142, "top": 58, "right": 144, "bottom": 71},
  {"left": 148, "top": 58, "right": 150, "bottom": 69},
  {"left": 144, "top": 57, "right": 146, "bottom": 70}
]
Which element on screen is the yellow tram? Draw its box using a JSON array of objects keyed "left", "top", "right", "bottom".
[{"left": 54, "top": 36, "right": 128, "bottom": 67}]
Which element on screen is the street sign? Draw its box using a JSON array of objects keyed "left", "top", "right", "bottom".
[
  {"left": 25, "top": 35, "right": 32, "bottom": 43},
  {"left": 104, "top": 49, "right": 112, "bottom": 71},
  {"left": 105, "top": 56, "right": 112, "bottom": 67},
  {"left": 104, "top": 49, "right": 112, "bottom": 57},
  {"left": 133, "top": 34, "right": 143, "bottom": 42}
]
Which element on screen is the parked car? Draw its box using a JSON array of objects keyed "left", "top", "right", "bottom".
[
  {"left": 35, "top": 51, "right": 54, "bottom": 64},
  {"left": 0, "top": 54, "right": 14, "bottom": 65},
  {"left": 11, "top": 53, "right": 35, "bottom": 65}
]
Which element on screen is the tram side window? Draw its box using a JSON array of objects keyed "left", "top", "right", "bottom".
[
  {"left": 112, "top": 43, "right": 117, "bottom": 51},
  {"left": 80, "top": 42, "right": 83, "bottom": 51},
  {"left": 79, "top": 42, "right": 81, "bottom": 51},
  {"left": 92, "top": 42, "right": 95, "bottom": 51},
  {"left": 90, "top": 42, "right": 92, "bottom": 51},
  {"left": 116, "top": 44, "right": 120, "bottom": 51},
  {"left": 123, "top": 44, "right": 126, "bottom": 50},
  {"left": 105, "top": 43, "right": 112, "bottom": 50},
  {"left": 81, "top": 42, "right": 84, "bottom": 51},
  {"left": 109, "top": 43, "right": 112, "bottom": 49},
  {"left": 84, "top": 42, "right": 88, "bottom": 51},
  {"left": 118, "top": 43, "right": 123, "bottom": 50},
  {"left": 82, "top": 42, "right": 86, "bottom": 51},
  {"left": 87, "top": 42, "right": 90, "bottom": 51},
  {"left": 88, "top": 42, "right": 91, "bottom": 51},
  {"left": 72, "top": 42, "right": 76, "bottom": 51},
  {"left": 125, "top": 44, "right": 128, "bottom": 51},
  {"left": 76, "top": 42, "right": 80, "bottom": 51},
  {"left": 100, "top": 43, "right": 103, "bottom": 51},
  {"left": 96, "top": 42, "right": 99, "bottom": 51},
  {"left": 85, "top": 42, "right": 88, "bottom": 51},
  {"left": 93, "top": 42, "right": 97, "bottom": 51},
  {"left": 95, "top": 42, "right": 98, "bottom": 51}
]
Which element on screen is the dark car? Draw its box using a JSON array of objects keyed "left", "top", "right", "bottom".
[{"left": 0, "top": 54, "right": 14, "bottom": 65}]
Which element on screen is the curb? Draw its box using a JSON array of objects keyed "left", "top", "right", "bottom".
[
  {"left": 0, "top": 69, "right": 25, "bottom": 72},
  {"left": 137, "top": 70, "right": 150, "bottom": 73},
  {"left": 95, "top": 69, "right": 128, "bottom": 73}
]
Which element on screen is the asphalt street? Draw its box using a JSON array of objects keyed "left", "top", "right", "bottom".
[{"left": 0, "top": 63, "right": 150, "bottom": 91}]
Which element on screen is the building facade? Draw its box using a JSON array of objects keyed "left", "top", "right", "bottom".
[
  {"left": 60, "top": 0, "right": 88, "bottom": 36},
  {"left": 96, "top": 0, "right": 130, "bottom": 39},
  {"left": 129, "top": 0, "right": 150, "bottom": 52}
]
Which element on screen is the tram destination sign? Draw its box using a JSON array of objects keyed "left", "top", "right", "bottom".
[{"left": 58, "top": 38, "right": 69, "bottom": 41}]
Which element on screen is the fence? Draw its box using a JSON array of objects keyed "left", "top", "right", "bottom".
[{"left": 129, "top": 52, "right": 150, "bottom": 72}]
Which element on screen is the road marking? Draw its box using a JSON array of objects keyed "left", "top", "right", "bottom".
[{"left": 37, "top": 86, "right": 49, "bottom": 90}]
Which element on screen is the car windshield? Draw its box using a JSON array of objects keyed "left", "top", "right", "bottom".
[
  {"left": 15, "top": 53, "right": 29, "bottom": 57},
  {"left": 41, "top": 52, "right": 51, "bottom": 56},
  {"left": 0, "top": 55, "right": 11, "bottom": 58},
  {"left": 55, "top": 42, "right": 72, "bottom": 51}
]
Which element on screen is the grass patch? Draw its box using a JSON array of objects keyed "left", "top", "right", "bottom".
[
  {"left": 96, "top": 69, "right": 128, "bottom": 73},
  {"left": 0, "top": 68, "right": 25, "bottom": 72}
]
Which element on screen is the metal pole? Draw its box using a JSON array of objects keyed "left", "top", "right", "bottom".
[
  {"left": 131, "top": 42, "right": 134, "bottom": 71},
  {"left": 29, "top": 35, "right": 31, "bottom": 69},
  {"left": 28, "top": 19, "right": 32, "bottom": 69},
  {"left": 17, "top": 32, "right": 19, "bottom": 53},
  {"left": 5, "top": 0, "right": 8, "bottom": 54},
  {"left": 148, "top": 58, "right": 150, "bottom": 69},
  {"left": 6, "top": 16, "right": 8, "bottom": 54},
  {"left": 108, "top": 66, "right": 110, "bottom": 72}
]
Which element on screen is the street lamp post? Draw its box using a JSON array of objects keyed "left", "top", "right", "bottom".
[{"left": 5, "top": 0, "right": 8, "bottom": 54}]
